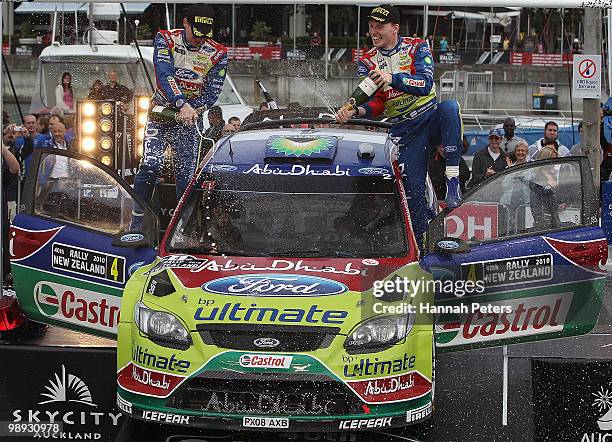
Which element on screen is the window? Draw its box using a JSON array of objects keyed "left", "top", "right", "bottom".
[
  {"left": 34, "top": 153, "right": 135, "bottom": 234},
  {"left": 442, "top": 161, "right": 582, "bottom": 243}
]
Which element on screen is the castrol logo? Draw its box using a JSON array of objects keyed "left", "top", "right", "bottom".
[
  {"left": 239, "top": 354, "right": 293, "bottom": 369},
  {"left": 437, "top": 293, "right": 573, "bottom": 347}
]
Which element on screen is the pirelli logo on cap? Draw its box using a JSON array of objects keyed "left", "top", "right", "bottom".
[
  {"left": 194, "top": 16, "right": 213, "bottom": 24},
  {"left": 372, "top": 7, "right": 390, "bottom": 16}
]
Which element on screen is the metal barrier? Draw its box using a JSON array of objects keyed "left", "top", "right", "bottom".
[{"left": 439, "top": 70, "right": 493, "bottom": 113}]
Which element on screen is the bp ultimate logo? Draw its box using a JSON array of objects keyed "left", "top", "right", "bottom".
[{"left": 34, "top": 281, "right": 121, "bottom": 333}]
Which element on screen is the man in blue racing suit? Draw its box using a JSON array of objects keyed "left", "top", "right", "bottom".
[
  {"left": 336, "top": 4, "right": 463, "bottom": 252},
  {"left": 133, "top": 4, "right": 227, "bottom": 222}
]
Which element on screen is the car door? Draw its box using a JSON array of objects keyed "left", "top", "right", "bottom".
[
  {"left": 422, "top": 157, "right": 607, "bottom": 352},
  {"left": 10, "top": 149, "right": 158, "bottom": 339}
]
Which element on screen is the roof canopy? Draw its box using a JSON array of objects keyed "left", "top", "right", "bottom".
[{"left": 15, "top": 2, "right": 150, "bottom": 15}]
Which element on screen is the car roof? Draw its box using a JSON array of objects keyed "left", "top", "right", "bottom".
[{"left": 209, "top": 127, "right": 393, "bottom": 170}]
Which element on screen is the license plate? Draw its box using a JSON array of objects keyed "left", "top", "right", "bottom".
[{"left": 242, "top": 416, "right": 289, "bottom": 428}]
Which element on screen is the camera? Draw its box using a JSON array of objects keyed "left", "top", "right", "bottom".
[{"left": 13, "top": 126, "right": 23, "bottom": 132}]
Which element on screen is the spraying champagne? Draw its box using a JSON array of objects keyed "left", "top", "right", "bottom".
[
  {"left": 341, "top": 74, "right": 380, "bottom": 111},
  {"left": 256, "top": 80, "right": 278, "bottom": 110}
]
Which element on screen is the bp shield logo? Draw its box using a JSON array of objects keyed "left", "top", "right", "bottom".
[{"left": 35, "top": 282, "right": 60, "bottom": 316}]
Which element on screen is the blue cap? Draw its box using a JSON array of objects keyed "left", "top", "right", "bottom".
[{"left": 488, "top": 128, "right": 503, "bottom": 138}]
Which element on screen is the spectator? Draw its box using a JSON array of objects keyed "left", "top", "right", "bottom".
[
  {"left": 88, "top": 79, "right": 105, "bottom": 100},
  {"left": 36, "top": 116, "right": 50, "bottom": 137},
  {"left": 50, "top": 122, "right": 71, "bottom": 152},
  {"left": 500, "top": 117, "right": 527, "bottom": 155},
  {"left": 222, "top": 123, "right": 237, "bottom": 137},
  {"left": 506, "top": 140, "right": 529, "bottom": 167},
  {"left": 439, "top": 35, "right": 448, "bottom": 53},
  {"left": 49, "top": 106, "right": 65, "bottom": 119},
  {"left": 2, "top": 124, "right": 19, "bottom": 221},
  {"left": 427, "top": 34, "right": 434, "bottom": 50},
  {"left": 34, "top": 115, "right": 74, "bottom": 151},
  {"left": 310, "top": 32, "right": 321, "bottom": 46},
  {"left": 468, "top": 128, "right": 507, "bottom": 188},
  {"left": 529, "top": 145, "right": 562, "bottom": 229},
  {"left": 228, "top": 116, "right": 241, "bottom": 131},
  {"left": 55, "top": 72, "right": 75, "bottom": 114},
  {"left": 64, "top": 115, "right": 75, "bottom": 140},
  {"left": 259, "top": 102, "right": 269, "bottom": 111},
  {"left": 570, "top": 121, "right": 584, "bottom": 156},
  {"left": 528, "top": 121, "right": 570, "bottom": 160},
  {"left": 2, "top": 143, "right": 20, "bottom": 283},
  {"left": 101, "top": 70, "right": 134, "bottom": 108},
  {"left": 503, "top": 35, "right": 511, "bottom": 51},
  {"left": 14, "top": 114, "right": 38, "bottom": 175},
  {"left": 428, "top": 144, "right": 471, "bottom": 200},
  {"left": 204, "top": 106, "right": 225, "bottom": 142}
]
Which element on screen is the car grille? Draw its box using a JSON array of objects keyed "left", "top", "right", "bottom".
[
  {"left": 167, "top": 371, "right": 362, "bottom": 416},
  {"left": 196, "top": 324, "right": 339, "bottom": 352}
]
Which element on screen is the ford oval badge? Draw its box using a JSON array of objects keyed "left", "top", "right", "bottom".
[{"left": 254, "top": 337, "right": 280, "bottom": 348}]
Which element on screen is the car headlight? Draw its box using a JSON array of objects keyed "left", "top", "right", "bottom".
[
  {"left": 344, "top": 314, "right": 414, "bottom": 352},
  {"left": 134, "top": 301, "right": 190, "bottom": 344}
]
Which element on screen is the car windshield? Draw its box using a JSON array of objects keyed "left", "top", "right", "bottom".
[{"left": 166, "top": 172, "right": 408, "bottom": 258}]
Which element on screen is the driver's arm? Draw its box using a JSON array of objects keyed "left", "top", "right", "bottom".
[{"left": 153, "top": 31, "right": 186, "bottom": 109}]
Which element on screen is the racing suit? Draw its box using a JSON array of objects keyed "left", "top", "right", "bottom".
[
  {"left": 133, "top": 29, "right": 228, "bottom": 204},
  {"left": 358, "top": 36, "right": 462, "bottom": 250}
]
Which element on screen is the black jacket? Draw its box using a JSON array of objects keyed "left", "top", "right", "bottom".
[
  {"left": 428, "top": 150, "right": 471, "bottom": 200},
  {"left": 468, "top": 146, "right": 507, "bottom": 188}
]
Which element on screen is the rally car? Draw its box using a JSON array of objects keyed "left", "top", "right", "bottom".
[{"left": 8, "top": 109, "right": 607, "bottom": 431}]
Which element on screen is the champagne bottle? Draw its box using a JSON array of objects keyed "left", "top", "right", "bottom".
[
  {"left": 342, "top": 75, "right": 380, "bottom": 111},
  {"left": 149, "top": 105, "right": 179, "bottom": 122},
  {"left": 256, "top": 80, "right": 278, "bottom": 110}
]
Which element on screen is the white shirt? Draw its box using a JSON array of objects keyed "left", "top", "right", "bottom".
[
  {"left": 488, "top": 147, "right": 501, "bottom": 161},
  {"left": 49, "top": 140, "right": 69, "bottom": 179}
]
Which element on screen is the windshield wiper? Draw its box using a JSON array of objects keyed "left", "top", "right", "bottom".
[
  {"left": 168, "top": 246, "right": 270, "bottom": 257},
  {"left": 273, "top": 249, "right": 357, "bottom": 258}
]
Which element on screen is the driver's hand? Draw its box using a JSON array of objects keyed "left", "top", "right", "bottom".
[
  {"left": 178, "top": 103, "right": 197, "bottom": 126},
  {"left": 336, "top": 107, "right": 356, "bottom": 124}
]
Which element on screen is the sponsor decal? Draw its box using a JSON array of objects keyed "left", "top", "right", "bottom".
[
  {"left": 219, "top": 68, "right": 226, "bottom": 77},
  {"left": 52, "top": 242, "right": 126, "bottom": 284},
  {"left": 253, "top": 338, "right": 280, "bottom": 349},
  {"left": 362, "top": 259, "right": 379, "bottom": 266},
  {"left": 166, "top": 76, "right": 182, "bottom": 96},
  {"left": 174, "top": 68, "right": 198, "bottom": 80},
  {"left": 244, "top": 163, "right": 350, "bottom": 177},
  {"left": 210, "top": 164, "right": 237, "bottom": 172},
  {"left": 142, "top": 410, "right": 190, "bottom": 424},
  {"left": 358, "top": 167, "right": 389, "bottom": 175},
  {"left": 406, "top": 402, "right": 432, "bottom": 423},
  {"left": 594, "top": 386, "right": 612, "bottom": 430},
  {"left": 116, "top": 395, "right": 132, "bottom": 414},
  {"left": 424, "top": 56, "right": 432, "bottom": 64},
  {"left": 437, "top": 240, "right": 459, "bottom": 250},
  {"left": 203, "top": 391, "right": 335, "bottom": 415},
  {"left": 402, "top": 78, "right": 425, "bottom": 87},
  {"left": 34, "top": 281, "right": 121, "bottom": 333},
  {"left": 444, "top": 203, "right": 499, "bottom": 241},
  {"left": 131, "top": 345, "right": 190, "bottom": 373},
  {"left": 267, "top": 136, "right": 335, "bottom": 157},
  {"left": 437, "top": 293, "right": 573, "bottom": 346},
  {"left": 174, "top": 47, "right": 186, "bottom": 55},
  {"left": 202, "top": 274, "right": 348, "bottom": 297},
  {"left": 12, "top": 365, "right": 122, "bottom": 440},
  {"left": 157, "top": 48, "right": 169, "bottom": 55},
  {"left": 9, "top": 226, "right": 63, "bottom": 261},
  {"left": 194, "top": 303, "right": 348, "bottom": 324},
  {"left": 347, "top": 372, "right": 432, "bottom": 404},
  {"left": 239, "top": 354, "right": 292, "bottom": 368},
  {"left": 128, "top": 261, "right": 146, "bottom": 277},
  {"left": 339, "top": 417, "right": 393, "bottom": 430},
  {"left": 344, "top": 353, "right": 416, "bottom": 378},
  {"left": 445, "top": 145, "right": 458, "bottom": 153},
  {"left": 120, "top": 233, "right": 144, "bottom": 243},
  {"left": 146, "top": 256, "right": 361, "bottom": 276},
  {"left": 117, "top": 362, "right": 185, "bottom": 398},
  {"left": 194, "top": 15, "right": 213, "bottom": 24},
  {"left": 461, "top": 254, "right": 553, "bottom": 287},
  {"left": 243, "top": 417, "right": 289, "bottom": 429}
]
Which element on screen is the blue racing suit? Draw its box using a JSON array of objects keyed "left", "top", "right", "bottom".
[
  {"left": 358, "top": 37, "right": 463, "bottom": 250},
  {"left": 133, "top": 29, "right": 228, "bottom": 204}
]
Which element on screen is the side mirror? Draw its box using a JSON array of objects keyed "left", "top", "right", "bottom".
[
  {"left": 434, "top": 237, "right": 470, "bottom": 254},
  {"left": 112, "top": 231, "right": 149, "bottom": 249}
]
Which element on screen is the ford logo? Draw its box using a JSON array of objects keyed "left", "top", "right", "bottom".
[
  {"left": 253, "top": 337, "right": 280, "bottom": 348},
  {"left": 174, "top": 68, "right": 198, "bottom": 80},
  {"left": 358, "top": 167, "right": 388, "bottom": 175},
  {"left": 202, "top": 274, "right": 347, "bottom": 297},
  {"left": 445, "top": 145, "right": 458, "bottom": 153},
  {"left": 121, "top": 233, "right": 144, "bottom": 242},
  {"left": 438, "top": 240, "right": 459, "bottom": 250}
]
